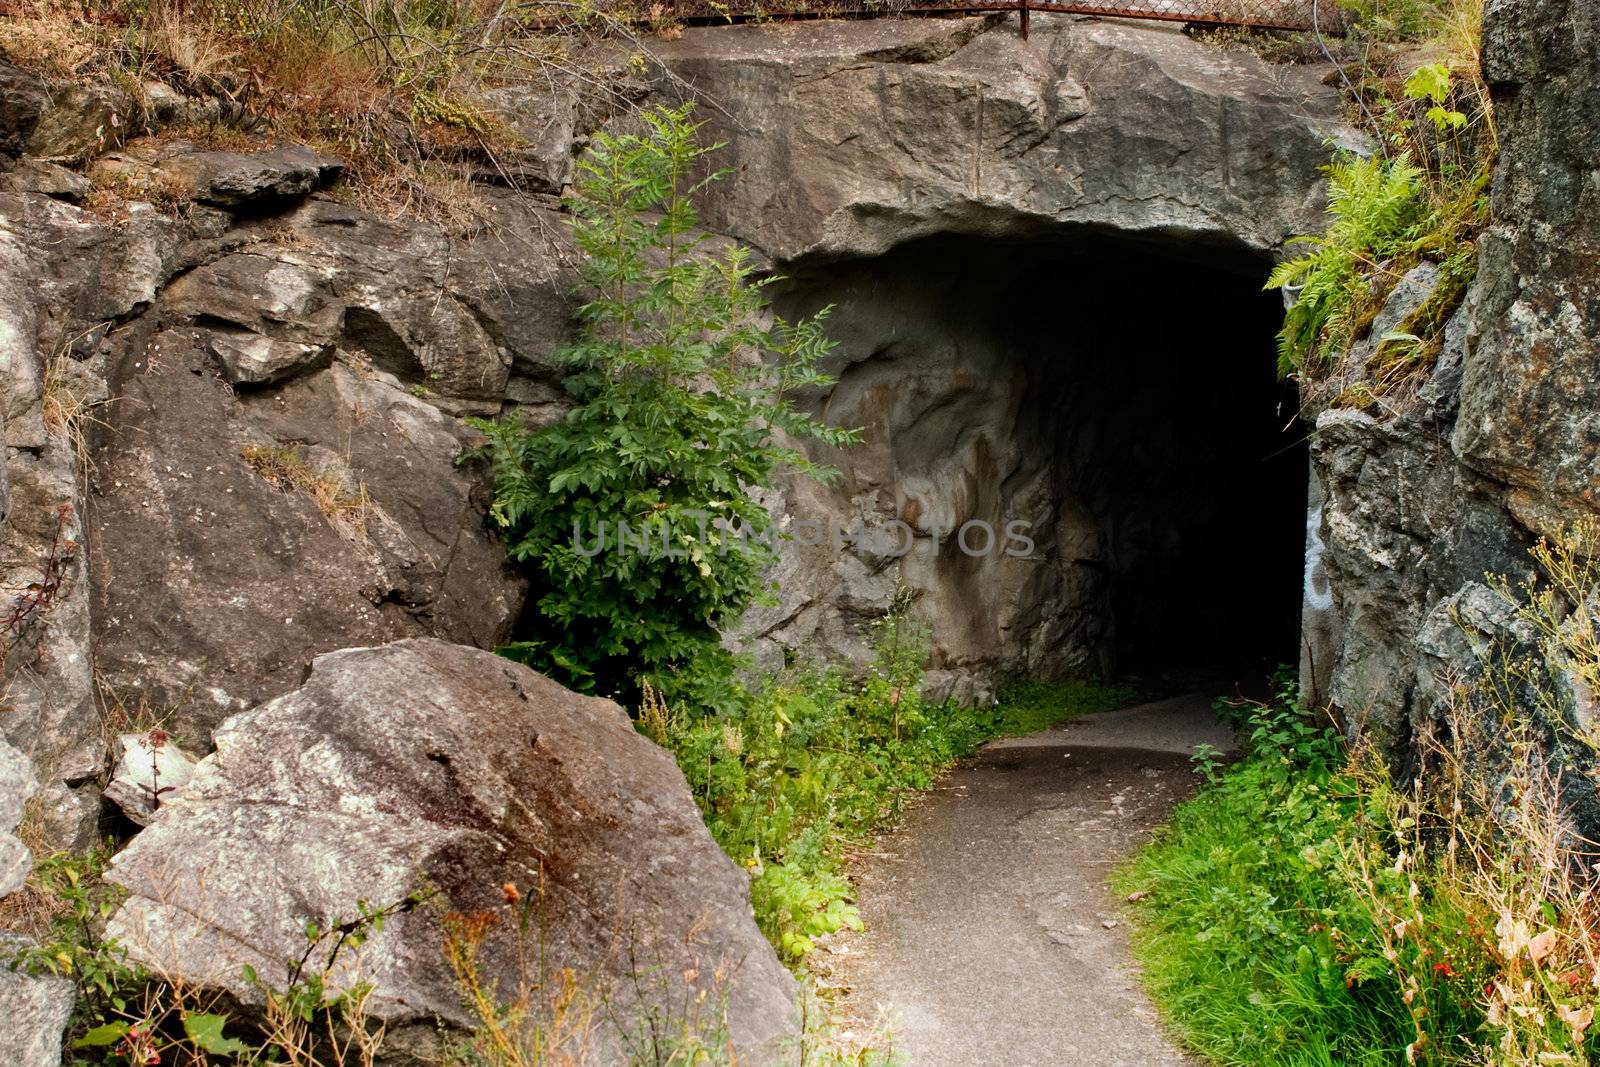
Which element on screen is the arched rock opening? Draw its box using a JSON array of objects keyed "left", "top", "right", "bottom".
[{"left": 760, "top": 228, "right": 1307, "bottom": 694}]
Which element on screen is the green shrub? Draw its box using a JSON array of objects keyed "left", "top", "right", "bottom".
[
  {"left": 473, "top": 103, "right": 857, "bottom": 709},
  {"left": 1269, "top": 153, "right": 1427, "bottom": 375}
]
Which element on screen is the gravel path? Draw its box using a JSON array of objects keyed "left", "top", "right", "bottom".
[{"left": 832, "top": 694, "right": 1234, "bottom": 1066}]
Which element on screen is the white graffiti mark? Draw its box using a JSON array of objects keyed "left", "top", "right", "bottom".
[{"left": 1304, "top": 503, "right": 1334, "bottom": 612}]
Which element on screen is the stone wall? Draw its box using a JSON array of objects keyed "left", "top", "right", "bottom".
[
  {"left": 21, "top": 4, "right": 1586, "bottom": 848},
  {"left": 0, "top": 106, "right": 569, "bottom": 845},
  {"left": 1, "top": 17, "right": 1355, "bottom": 832}
]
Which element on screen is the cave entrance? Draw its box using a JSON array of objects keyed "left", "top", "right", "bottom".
[{"left": 773, "top": 228, "right": 1307, "bottom": 690}]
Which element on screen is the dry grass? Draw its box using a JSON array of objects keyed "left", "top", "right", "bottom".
[
  {"left": 1345, "top": 518, "right": 1600, "bottom": 1066},
  {"left": 1509, "top": 517, "right": 1600, "bottom": 705},
  {"left": 443, "top": 904, "right": 603, "bottom": 1067},
  {"left": 0, "top": 823, "right": 72, "bottom": 941},
  {"left": 240, "top": 443, "right": 373, "bottom": 543},
  {"left": 0, "top": 0, "right": 677, "bottom": 224}
]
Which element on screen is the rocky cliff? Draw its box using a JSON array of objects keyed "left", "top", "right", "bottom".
[
  {"left": 1, "top": 13, "right": 1353, "bottom": 845},
  {"left": 1297, "top": 0, "right": 1600, "bottom": 754},
  {"left": 2, "top": 0, "right": 1597, "bottom": 1057},
  {"left": 649, "top": 16, "right": 1350, "bottom": 696}
]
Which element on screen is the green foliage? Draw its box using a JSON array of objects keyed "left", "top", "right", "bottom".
[
  {"left": 645, "top": 610, "right": 1134, "bottom": 964},
  {"left": 473, "top": 103, "right": 858, "bottom": 709},
  {"left": 1268, "top": 154, "right": 1428, "bottom": 375},
  {"left": 8, "top": 848, "right": 148, "bottom": 1055},
  {"left": 980, "top": 675, "right": 1140, "bottom": 737},
  {"left": 9, "top": 867, "right": 421, "bottom": 1066},
  {"left": 1121, "top": 527, "right": 1600, "bottom": 1067},
  {"left": 1405, "top": 64, "right": 1468, "bottom": 132},
  {"left": 1115, "top": 685, "right": 1420, "bottom": 1066},
  {"left": 1339, "top": 0, "right": 1444, "bottom": 40},
  {"left": 1271, "top": 1, "right": 1495, "bottom": 385}
]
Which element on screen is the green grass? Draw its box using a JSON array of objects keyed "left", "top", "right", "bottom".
[
  {"left": 1111, "top": 681, "right": 1481, "bottom": 1067},
  {"left": 982, "top": 676, "right": 1139, "bottom": 738},
  {"left": 1115, "top": 756, "right": 1411, "bottom": 1066},
  {"left": 646, "top": 615, "right": 1135, "bottom": 964}
]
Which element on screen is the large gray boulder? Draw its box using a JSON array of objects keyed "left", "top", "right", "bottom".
[
  {"left": 106, "top": 639, "right": 797, "bottom": 1062},
  {"left": 0, "top": 939, "right": 75, "bottom": 1067}
]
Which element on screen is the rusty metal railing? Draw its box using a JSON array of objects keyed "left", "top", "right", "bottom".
[{"left": 646, "top": 0, "right": 1348, "bottom": 34}]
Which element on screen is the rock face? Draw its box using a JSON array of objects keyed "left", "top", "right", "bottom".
[
  {"left": 1, "top": 161, "right": 128, "bottom": 845},
  {"left": 106, "top": 639, "right": 797, "bottom": 1061},
  {"left": 0, "top": 938, "right": 76, "bottom": 1067},
  {"left": 1456, "top": 0, "right": 1600, "bottom": 537},
  {"left": 648, "top": 16, "right": 1346, "bottom": 691},
  {"left": 0, "top": 740, "right": 37, "bottom": 897},
  {"left": 2, "top": 128, "right": 573, "bottom": 844},
  {"left": 1, "top": 16, "right": 1355, "bottom": 807},
  {"left": 1297, "top": 0, "right": 1600, "bottom": 751},
  {"left": 650, "top": 17, "right": 1351, "bottom": 261}
]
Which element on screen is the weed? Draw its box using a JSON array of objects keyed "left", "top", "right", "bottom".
[
  {"left": 1270, "top": 0, "right": 1495, "bottom": 393},
  {"left": 1115, "top": 686, "right": 1415, "bottom": 1066},
  {"left": 0, "top": 0, "right": 666, "bottom": 223},
  {"left": 472, "top": 103, "right": 859, "bottom": 710},
  {"left": 7, "top": 867, "right": 424, "bottom": 1067},
  {"left": 645, "top": 603, "right": 1133, "bottom": 965},
  {"left": 240, "top": 443, "right": 372, "bottom": 543}
]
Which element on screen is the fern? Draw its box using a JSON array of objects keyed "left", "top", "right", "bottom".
[{"left": 1268, "top": 153, "right": 1427, "bottom": 374}]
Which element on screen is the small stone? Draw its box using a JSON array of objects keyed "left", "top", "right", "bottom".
[
  {"left": 206, "top": 332, "right": 329, "bottom": 386},
  {"left": 1101, "top": 919, "right": 1119, "bottom": 930},
  {"left": 103, "top": 731, "right": 197, "bottom": 827}
]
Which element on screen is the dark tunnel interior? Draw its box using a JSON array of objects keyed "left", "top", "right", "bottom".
[{"left": 775, "top": 228, "right": 1309, "bottom": 686}]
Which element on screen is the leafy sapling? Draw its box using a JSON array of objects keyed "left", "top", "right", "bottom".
[{"left": 472, "top": 103, "right": 859, "bottom": 709}]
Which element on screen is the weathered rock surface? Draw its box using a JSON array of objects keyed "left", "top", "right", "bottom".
[
  {"left": 104, "top": 731, "right": 197, "bottom": 827},
  {"left": 95, "top": 140, "right": 344, "bottom": 207},
  {"left": 0, "top": 739, "right": 37, "bottom": 897},
  {"left": 0, "top": 938, "right": 76, "bottom": 1067},
  {"left": 73, "top": 146, "right": 578, "bottom": 749},
  {"left": 1455, "top": 0, "right": 1600, "bottom": 538},
  {"left": 0, "top": 178, "right": 121, "bottom": 846},
  {"left": 2, "top": 124, "right": 571, "bottom": 841},
  {"left": 88, "top": 347, "right": 527, "bottom": 745},
  {"left": 106, "top": 639, "right": 797, "bottom": 1061},
  {"left": 25, "top": 81, "right": 131, "bottom": 163},
  {"left": 1299, "top": 0, "right": 1599, "bottom": 753},
  {"left": 0, "top": 62, "right": 48, "bottom": 162},
  {"left": 651, "top": 16, "right": 1351, "bottom": 262},
  {"left": 642, "top": 15, "right": 1351, "bottom": 689}
]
